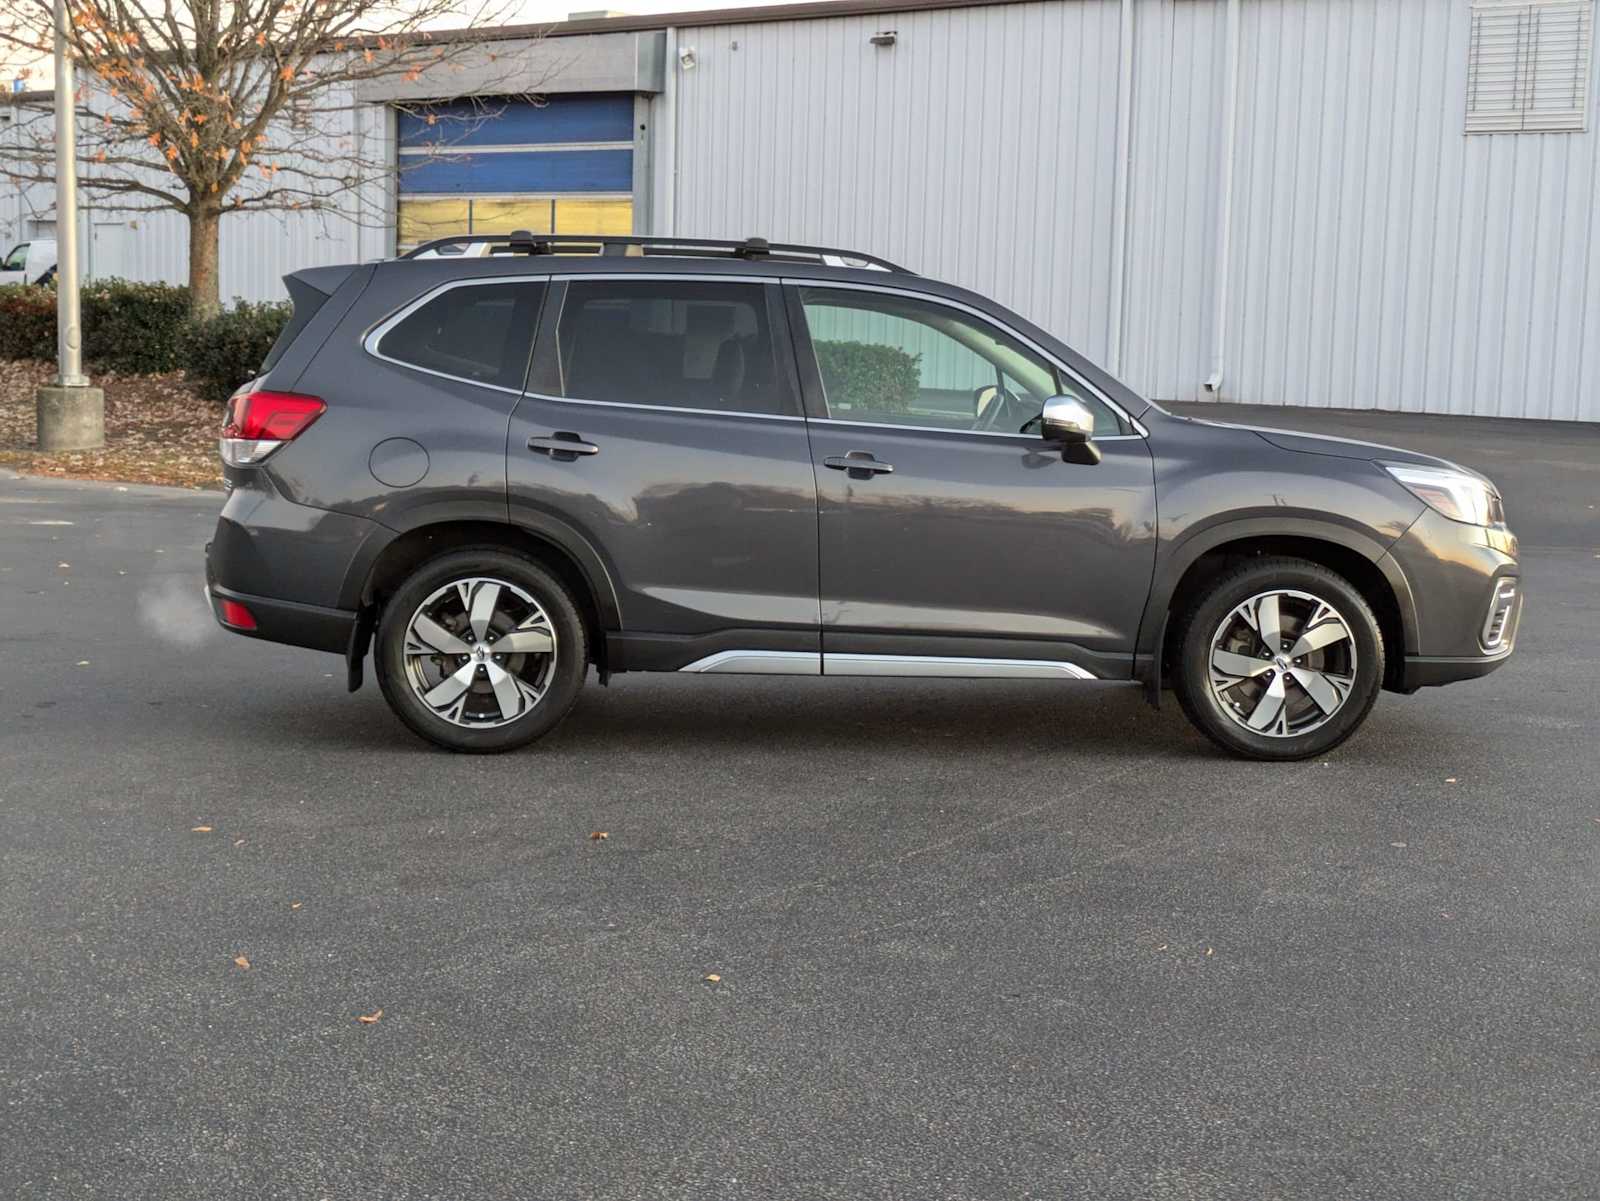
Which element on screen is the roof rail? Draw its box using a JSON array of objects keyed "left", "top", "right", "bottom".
[{"left": 401, "top": 232, "right": 912, "bottom": 274}]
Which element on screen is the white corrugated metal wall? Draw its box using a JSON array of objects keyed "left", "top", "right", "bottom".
[
  {"left": 667, "top": 0, "right": 1600, "bottom": 421},
  {"left": 671, "top": 0, "right": 1127, "bottom": 366}
]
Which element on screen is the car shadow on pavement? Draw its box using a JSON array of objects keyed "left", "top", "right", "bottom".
[{"left": 165, "top": 672, "right": 1441, "bottom": 764}]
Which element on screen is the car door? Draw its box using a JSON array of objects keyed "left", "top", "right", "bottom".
[
  {"left": 508, "top": 274, "right": 821, "bottom": 672},
  {"left": 789, "top": 282, "right": 1157, "bottom": 680},
  {"left": 0, "top": 243, "right": 27, "bottom": 287}
]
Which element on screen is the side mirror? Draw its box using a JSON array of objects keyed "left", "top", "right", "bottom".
[{"left": 1039, "top": 395, "right": 1101, "bottom": 464}]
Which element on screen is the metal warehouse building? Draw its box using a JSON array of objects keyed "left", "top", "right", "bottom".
[{"left": 4, "top": 0, "right": 1598, "bottom": 422}]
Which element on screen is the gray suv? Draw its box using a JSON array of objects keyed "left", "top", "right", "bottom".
[{"left": 205, "top": 234, "right": 1521, "bottom": 760}]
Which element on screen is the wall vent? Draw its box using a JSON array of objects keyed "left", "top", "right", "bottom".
[{"left": 1467, "top": 0, "right": 1594, "bottom": 132}]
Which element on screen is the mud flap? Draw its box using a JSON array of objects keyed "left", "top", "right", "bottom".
[{"left": 346, "top": 606, "right": 375, "bottom": 693}]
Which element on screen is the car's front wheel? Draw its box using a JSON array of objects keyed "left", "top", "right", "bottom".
[
  {"left": 1172, "top": 557, "right": 1384, "bottom": 760},
  {"left": 374, "top": 549, "right": 587, "bottom": 752}
]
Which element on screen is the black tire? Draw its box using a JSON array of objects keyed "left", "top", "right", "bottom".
[
  {"left": 1172, "top": 557, "right": 1384, "bottom": 761},
  {"left": 374, "top": 548, "right": 587, "bottom": 753}
]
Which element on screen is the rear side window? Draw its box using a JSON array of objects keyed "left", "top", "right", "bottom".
[
  {"left": 550, "top": 279, "right": 796, "bottom": 416},
  {"left": 377, "top": 281, "right": 544, "bottom": 390}
]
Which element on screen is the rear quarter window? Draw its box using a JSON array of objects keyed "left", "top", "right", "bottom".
[{"left": 376, "top": 281, "right": 545, "bottom": 390}]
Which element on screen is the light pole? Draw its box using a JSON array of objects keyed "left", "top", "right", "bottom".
[{"left": 35, "top": 0, "right": 103, "bottom": 451}]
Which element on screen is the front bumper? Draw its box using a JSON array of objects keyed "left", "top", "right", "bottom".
[{"left": 1383, "top": 507, "right": 1521, "bottom": 691}]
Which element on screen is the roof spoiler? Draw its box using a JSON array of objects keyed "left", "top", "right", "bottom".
[{"left": 285, "top": 263, "right": 361, "bottom": 297}]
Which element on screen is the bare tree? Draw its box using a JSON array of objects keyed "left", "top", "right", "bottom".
[{"left": 0, "top": 1, "right": 540, "bottom": 315}]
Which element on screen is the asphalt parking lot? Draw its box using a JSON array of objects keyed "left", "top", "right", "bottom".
[{"left": 3, "top": 405, "right": 1598, "bottom": 1200}]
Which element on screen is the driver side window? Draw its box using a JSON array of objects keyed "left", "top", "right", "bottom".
[{"left": 797, "top": 287, "right": 1121, "bottom": 436}]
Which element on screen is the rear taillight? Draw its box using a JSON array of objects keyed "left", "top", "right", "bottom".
[{"left": 220, "top": 389, "right": 325, "bottom": 466}]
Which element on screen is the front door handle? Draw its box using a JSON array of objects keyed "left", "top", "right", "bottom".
[
  {"left": 528, "top": 432, "right": 599, "bottom": 461},
  {"left": 823, "top": 452, "right": 894, "bottom": 478}
]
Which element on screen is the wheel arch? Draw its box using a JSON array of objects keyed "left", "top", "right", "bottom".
[
  {"left": 1144, "top": 522, "right": 1417, "bottom": 692},
  {"left": 350, "top": 518, "right": 620, "bottom": 673}
]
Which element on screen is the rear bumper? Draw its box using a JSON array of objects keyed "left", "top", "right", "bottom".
[{"left": 205, "top": 559, "right": 355, "bottom": 654}]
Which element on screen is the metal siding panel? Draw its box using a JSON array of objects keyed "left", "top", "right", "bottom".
[{"left": 673, "top": 2, "right": 1124, "bottom": 363}]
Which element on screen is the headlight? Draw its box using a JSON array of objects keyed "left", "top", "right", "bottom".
[{"left": 1382, "top": 462, "right": 1503, "bottom": 526}]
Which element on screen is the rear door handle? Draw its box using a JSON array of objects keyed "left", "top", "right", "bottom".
[
  {"left": 528, "top": 432, "right": 599, "bottom": 461},
  {"left": 823, "top": 452, "right": 894, "bottom": 477}
]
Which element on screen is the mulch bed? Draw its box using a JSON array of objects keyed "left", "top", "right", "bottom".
[{"left": 0, "top": 358, "right": 223, "bottom": 490}]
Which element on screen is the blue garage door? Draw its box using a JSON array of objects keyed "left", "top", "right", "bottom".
[{"left": 396, "top": 94, "right": 634, "bottom": 251}]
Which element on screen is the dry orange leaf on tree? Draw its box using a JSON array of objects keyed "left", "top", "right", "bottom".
[
  {"left": 357, "top": 1008, "right": 384, "bottom": 1024},
  {"left": 233, "top": 955, "right": 250, "bottom": 969}
]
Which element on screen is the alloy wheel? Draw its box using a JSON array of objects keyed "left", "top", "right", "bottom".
[
  {"left": 1206, "top": 588, "right": 1358, "bottom": 739},
  {"left": 401, "top": 576, "right": 558, "bottom": 728}
]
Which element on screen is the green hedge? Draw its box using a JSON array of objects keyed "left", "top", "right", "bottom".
[
  {"left": 814, "top": 339, "right": 921, "bottom": 416},
  {"left": 0, "top": 278, "right": 191, "bottom": 373},
  {"left": 178, "top": 301, "right": 292, "bottom": 402},
  {"left": 0, "top": 279, "right": 289, "bottom": 400},
  {"left": 0, "top": 284, "right": 55, "bottom": 361}
]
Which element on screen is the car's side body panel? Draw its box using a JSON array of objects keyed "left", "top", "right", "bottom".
[{"left": 803, "top": 423, "right": 1156, "bottom": 677}]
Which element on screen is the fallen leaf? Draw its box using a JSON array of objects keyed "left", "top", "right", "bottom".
[
  {"left": 76, "top": 660, "right": 90, "bottom": 666},
  {"left": 589, "top": 831, "right": 609, "bottom": 841},
  {"left": 191, "top": 825, "right": 212, "bottom": 832},
  {"left": 233, "top": 954, "right": 250, "bottom": 969},
  {"left": 704, "top": 973, "right": 721, "bottom": 983},
  {"left": 1441, "top": 912, "right": 1453, "bottom": 919},
  {"left": 1154, "top": 944, "right": 1168, "bottom": 952},
  {"left": 1205, "top": 947, "right": 1215, "bottom": 957},
  {"left": 357, "top": 1008, "right": 384, "bottom": 1024},
  {"left": 1390, "top": 841, "right": 1407, "bottom": 848},
  {"left": 291, "top": 901, "right": 302, "bottom": 910},
  {"left": 1445, "top": 777, "right": 1457, "bottom": 784},
  {"left": 57, "top": 561, "right": 69, "bottom": 568}
]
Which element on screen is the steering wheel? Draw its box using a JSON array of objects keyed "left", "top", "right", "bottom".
[{"left": 973, "top": 384, "right": 1021, "bottom": 433}]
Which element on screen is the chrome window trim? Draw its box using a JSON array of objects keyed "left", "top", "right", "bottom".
[
  {"left": 523, "top": 391, "right": 806, "bottom": 422},
  {"left": 810, "top": 416, "right": 1145, "bottom": 443},
  {"left": 783, "top": 276, "right": 1147, "bottom": 438}
]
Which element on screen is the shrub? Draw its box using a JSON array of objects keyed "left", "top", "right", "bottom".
[
  {"left": 813, "top": 339, "right": 921, "bottom": 416},
  {"left": 178, "top": 300, "right": 292, "bottom": 402},
  {"left": 83, "top": 279, "right": 193, "bottom": 373},
  {"left": 0, "top": 283, "right": 56, "bottom": 361},
  {"left": 0, "top": 277, "right": 192, "bottom": 373}
]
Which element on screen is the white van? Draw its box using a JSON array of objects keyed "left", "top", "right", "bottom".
[{"left": 0, "top": 239, "right": 58, "bottom": 286}]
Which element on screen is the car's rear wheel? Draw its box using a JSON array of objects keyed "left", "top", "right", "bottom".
[
  {"left": 374, "top": 549, "right": 587, "bottom": 752},
  {"left": 1172, "top": 557, "right": 1384, "bottom": 760}
]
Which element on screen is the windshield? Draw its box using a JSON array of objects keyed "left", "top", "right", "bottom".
[{"left": 1, "top": 244, "right": 28, "bottom": 272}]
